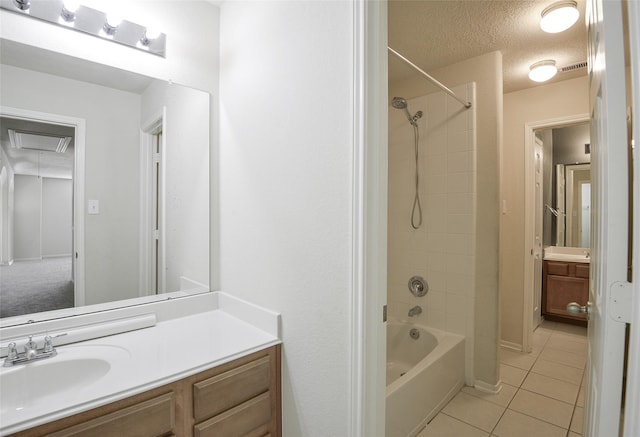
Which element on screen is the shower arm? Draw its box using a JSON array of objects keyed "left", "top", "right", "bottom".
[{"left": 388, "top": 46, "right": 472, "bottom": 110}]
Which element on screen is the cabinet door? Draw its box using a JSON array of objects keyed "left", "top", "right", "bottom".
[
  {"left": 193, "top": 356, "right": 271, "bottom": 421},
  {"left": 545, "top": 275, "right": 589, "bottom": 318},
  {"left": 49, "top": 393, "right": 175, "bottom": 437},
  {"left": 194, "top": 392, "right": 272, "bottom": 437}
]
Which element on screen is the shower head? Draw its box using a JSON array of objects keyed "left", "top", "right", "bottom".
[
  {"left": 391, "top": 96, "right": 421, "bottom": 126},
  {"left": 391, "top": 97, "right": 407, "bottom": 109}
]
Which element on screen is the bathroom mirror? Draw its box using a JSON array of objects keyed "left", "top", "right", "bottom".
[
  {"left": 539, "top": 122, "right": 590, "bottom": 248},
  {"left": 0, "top": 39, "right": 210, "bottom": 327},
  {"left": 558, "top": 163, "right": 591, "bottom": 247}
]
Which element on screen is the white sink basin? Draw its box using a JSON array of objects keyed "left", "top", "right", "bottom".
[
  {"left": 543, "top": 246, "right": 591, "bottom": 263},
  {"left": 0, "top": 344, "right": 130, "bottom": 415}
]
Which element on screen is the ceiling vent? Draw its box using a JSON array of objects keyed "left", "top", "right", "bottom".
[
  {"left": 8, "top": 129, "right": 72, "bottom": 153},
  {"left": 560, "top": 61, "right": 588, "bottom": 73}
]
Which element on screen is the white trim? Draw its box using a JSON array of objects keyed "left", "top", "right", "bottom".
[
  {"left": 350, "top": 0, "right": 366, "bottom": 434},
  {"left": 500, "top": 339, "right": 523, "bottom": 352},
  {"left": 624, "top": 1, "right": 640, "bottom": 435},
  {"left": 523, "top": 114, "right": 589, "bottom": 354},
  {"left": 474, "top": 380, "right": 503, "bottom": 395},
  {"left": 139, "top": 108, "right": 165, "bottom": 297},
  {"left": 0, "top": 105, "right": 85, "bottom": 307},
  {"left": 350, "top": 1, "right": 387, "bottom": 435}
]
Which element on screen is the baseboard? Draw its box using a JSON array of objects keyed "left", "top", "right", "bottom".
[
  {"left": 474, "top": 379, "right": 502, "bottom": 394},
  {"left": 500, "top": 340, "right": 523, "bottom": 352}
]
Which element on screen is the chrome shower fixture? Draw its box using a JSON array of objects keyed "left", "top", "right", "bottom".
[{"left": 391, "top": 97, "right": 423, "bottom": 126}]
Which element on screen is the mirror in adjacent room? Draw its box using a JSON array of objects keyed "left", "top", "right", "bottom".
[
  {"left": 0, "top": 39, "right": 210, "bottom": 327},
  {"left": 537, "top": 122, "right": 591, "bottom": 248}
]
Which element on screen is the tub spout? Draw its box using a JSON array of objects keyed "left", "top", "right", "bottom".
[{"left": 408, "top": 306, "right": 422, "bottom": 317}]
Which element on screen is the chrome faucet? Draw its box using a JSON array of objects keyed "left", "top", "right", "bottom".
[
  {"left": 3, "top": 335, "right": 57, "bottom": 367},
  {"left": 408, "top": 305, "right": 422, "bottom": 317}
]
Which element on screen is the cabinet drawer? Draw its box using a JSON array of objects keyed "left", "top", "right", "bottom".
[
  {"left": 575, "top": 264, "right": 590, "bottom": 278},
  {"left": 193, "top": 355, "right": 271, "bottom": 421},
  {"left": 50, "top": 392, "right": 174, "bottom": 437},
  {"left": 546, "top": 261, "right": 570, "bottom": 276},
  {"left": 194, "top": 392, "right": 271, "bottom": 437}
]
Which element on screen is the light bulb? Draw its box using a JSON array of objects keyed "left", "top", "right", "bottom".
[
  {"left": 105, "top": 12, "right": 123, "bottom": 28},
  {"left": 528, "top": 60, "right": 558, "bottom": 82},
  {"left": 540, "top": 1, "right": 580, "bottom": 33},
  {"left": 63, "top": 0, "right": 80, "bottom": 13},
  {"left": 144, "top": 28, "right": 161, "bottom": 40}
]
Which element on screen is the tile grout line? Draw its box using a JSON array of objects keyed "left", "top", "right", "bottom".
[{"left": 493, "top": 321, "right": 587, "bottom": 436}]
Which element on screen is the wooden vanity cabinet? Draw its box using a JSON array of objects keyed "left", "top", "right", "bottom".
[
  {"left": 10, "top": 345, "right": 281, "bottom": 437},
  {"left": 542, "top": 260, "right": 589, "bottom": 326}
]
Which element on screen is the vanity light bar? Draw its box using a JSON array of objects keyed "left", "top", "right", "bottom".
[{"left": 0, "top": 0, "right": 166, "bottom": 57}]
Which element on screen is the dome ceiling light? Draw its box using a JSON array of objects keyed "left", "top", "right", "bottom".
[
  {"left": 540, "top": 1, "right": 580, "bottom": 33},
  {"left": 529, "top": 60, "right": 558, "bottom": 82}
]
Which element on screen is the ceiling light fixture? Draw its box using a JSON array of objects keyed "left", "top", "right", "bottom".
[
  {"left": 540, "top": 1, "right": 580, "bottom": 33},
  {"left": 529, "top": 60, "right": 558, "bottom": 82}
]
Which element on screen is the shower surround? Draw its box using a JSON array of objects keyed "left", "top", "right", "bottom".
[{"left": 388, "top": 83, "right": 477, "bottom": 384}]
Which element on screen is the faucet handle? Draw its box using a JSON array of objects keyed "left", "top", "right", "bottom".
[
  {"left": 43, "top": 336, "right": 54, "bottom": 353},
  {"left": 7, "top": 342, "right": 18, "bottom": 360}
]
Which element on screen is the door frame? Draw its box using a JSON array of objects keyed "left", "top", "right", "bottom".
[
  {"left": 625, "top": 0, "right": 640, "bottom": 434},
  {"left": 523, "top": 114, "right": 589, "bottom": 353},
  {"left": 139, "top": 108, "right": 166, "bottom": 297},
  {"left": 0, "top": 105, "right": 85, "bottom": 306}
]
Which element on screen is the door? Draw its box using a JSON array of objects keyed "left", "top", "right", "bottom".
[
  {"left": 585, "top": 0, "right": 629, "bottom": 435},
  {"left": 533, "top": 137, "right": 544, "bottom": 328}
]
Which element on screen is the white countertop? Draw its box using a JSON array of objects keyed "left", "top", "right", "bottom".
[
  {"left": 0, "top": 294, "right": 281, "bottom": 435},
  {"left": 543, "top": 246, "right": 591, "bottom": 264}
]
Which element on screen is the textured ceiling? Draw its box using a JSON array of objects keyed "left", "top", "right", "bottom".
[{"left": 388, "top": 0, "right": 588, "bottom": 93}]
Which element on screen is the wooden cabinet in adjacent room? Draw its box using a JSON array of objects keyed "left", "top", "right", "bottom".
[
  {"left": 10, "top": 345, "right": 281, "bottom": 437},
  {"left": 542, "top": 260, "right": 589, "bottom": 326}
]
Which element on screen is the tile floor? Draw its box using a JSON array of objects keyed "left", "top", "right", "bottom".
[{"left": 418, "top": 320, "right": 587, "bottom": 437}]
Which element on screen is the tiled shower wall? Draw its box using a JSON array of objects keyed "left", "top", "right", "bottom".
[{"left": 388, "top": 83, "right": 477, "bottom": 383}]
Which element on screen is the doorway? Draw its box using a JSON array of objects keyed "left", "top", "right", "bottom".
[
  {"left": 139, "top": 112, "right": 166, "bottom": 297},
  {"left": 523, "top": 115, "right": 590, "bottom": 352},
  {"left": 0, "top": 107, "right": 85, "bottom": 317}
]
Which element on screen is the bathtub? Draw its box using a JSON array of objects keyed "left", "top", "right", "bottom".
[{"left": 386, "top": 321, "right": 465, "bottom": 437}]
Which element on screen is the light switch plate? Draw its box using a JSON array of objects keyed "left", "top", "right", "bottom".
[{"left": 88, "top": 199, "right": 99, "bottom": 215}]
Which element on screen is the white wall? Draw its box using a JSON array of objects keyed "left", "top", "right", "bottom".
[
  {"left": 0, "top": 64, "right": 142, "bottom": 305},
  {"left": 388, "top": 84, "right": 478, "bottom": 383},
  {"left": 13, "top": 175, "right": 40, "bottom": 260},
  {"left": 0, "top": 152, "right": 14, "bottom": 264},
  {"left": 219, "top": 1, "right": 356, "bottom": 434},
  {"left": 141, "top": 81, "right": 210, "bottom": 291}
]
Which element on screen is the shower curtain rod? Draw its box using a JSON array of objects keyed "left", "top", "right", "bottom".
[{"left": 388, "top": 46, "right": 472, "bottom": 109}]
